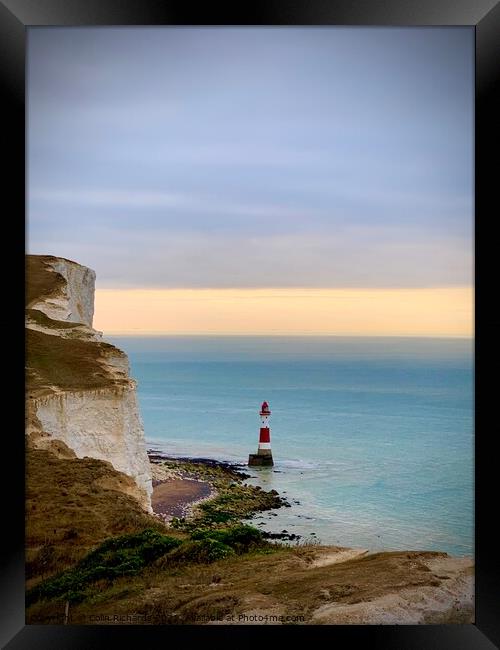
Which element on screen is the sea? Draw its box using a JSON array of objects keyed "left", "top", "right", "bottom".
[{"left": 108, "top": 336, "right": 474, "bottom": 557}]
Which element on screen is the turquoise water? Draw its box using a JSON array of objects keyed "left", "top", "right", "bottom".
[{"left": 109, "top": 336, "right": 474, "bottom": 556}]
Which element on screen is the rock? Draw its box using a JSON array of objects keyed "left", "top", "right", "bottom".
[
  {"left": 26, "top": 255, "right": 152, "bottom": 512},
  {"left": 28, "top": 256, "right": 96, "bottom": 327}
]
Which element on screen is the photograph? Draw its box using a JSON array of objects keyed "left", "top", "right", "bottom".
[{"left": 25, "top": 25, "right": 474, "bottom": 626}]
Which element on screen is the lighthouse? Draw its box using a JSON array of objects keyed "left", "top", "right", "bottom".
[{"left": 248, "top": 401, "right": 274, "bottom": 467}]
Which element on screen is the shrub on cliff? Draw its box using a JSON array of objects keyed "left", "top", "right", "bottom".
[
  {"left": 27, "top": 529, "right": 182, "bottom": 604},
  {"left": 196, "top": 503, "right": 235, "bottom": 524},
  {"left": 166, "top": 538, "right": 235, "bottom": 564},
  {"left": 191, "top": 524, "right": 264, "bottom": 553}
]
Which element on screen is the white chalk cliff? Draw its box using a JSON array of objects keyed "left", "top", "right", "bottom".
[
  {"left": 26, "top": 255, "right": 152, "bottom": 512},
  {"left": 29, "top": 257, "right": 96, "bottom": 327}
]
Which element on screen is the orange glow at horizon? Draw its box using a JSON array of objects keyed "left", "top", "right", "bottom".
[{"left": 93, "top": 286, "right": 473, "bottom": 338}]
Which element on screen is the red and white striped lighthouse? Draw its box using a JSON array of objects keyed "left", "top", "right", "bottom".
[{"left": 248, "top": 401, "right": 274, "bottom": 467}]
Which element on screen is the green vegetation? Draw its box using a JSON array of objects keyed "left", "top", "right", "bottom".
[
  {"left": 27, "top": 539, "right": 456, "bottom": 626},
  {"left": 27, "top": 529, "right": 182, "bottom": 604},
  {"left": 166, "top": 539, "right": 235, "bottom": 565},
  {"left": 28, "top": 524, "right": 271, "bottom": 607},
  {"left": 159, "top": 458, "right": 245, "bottom": 483},
  {"left": 27, "top": 449, "right": 283, "bottom": 621},
  {"left": 190, "top": 524, "right": 264, "bottom": 553},
  {"left": 195, "top": 485, "right": 283, "bottom": 524},
  {"left": 161, "top": 458, "right": 287, "bottom": 532}
]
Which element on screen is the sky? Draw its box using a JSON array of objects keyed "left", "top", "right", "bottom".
[{"left": 27, "top": 27, "right": 474, "bottom": 336}]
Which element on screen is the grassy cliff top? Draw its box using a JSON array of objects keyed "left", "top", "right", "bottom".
[
  {"left": 26, "top": 255, "right": 67, "bottom": 308},
  {"left": 26, "top": 253, "right": 93, "bottom": 307},
  {"left": 26, "top": 328, "right": 127, "bottom": 396},
  {"left": 26, "top": 255, "right": 127, "bottom": 395}
]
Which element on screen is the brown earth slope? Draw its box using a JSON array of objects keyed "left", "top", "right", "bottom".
[
  {"left": 26, "top": 446, "right": 166, "bottom": 588},
  {"left": 26, "top": 542, "right": 473, "bottom": 625}
]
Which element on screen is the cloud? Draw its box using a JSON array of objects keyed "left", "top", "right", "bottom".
[
  {"left": 28, "top": 229, "right": 472, "bottom": 290},
  {"left": 27, "top": 27, "right": 473, "bottom": 293},
  {"left": 30, "top": 187, "right": 306, "bottom": 222},
  {"left": 31, "top": 188, "right": 188, "bottom": 209}
]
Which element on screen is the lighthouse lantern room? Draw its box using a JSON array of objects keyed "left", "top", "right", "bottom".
[{"left": 248, "top": 401, "right": 274, "bottom": 467}]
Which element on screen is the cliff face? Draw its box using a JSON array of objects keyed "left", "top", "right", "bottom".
[
  {"left": 26, "top": 255, "right": 152, "bottom": 512},
  {"left": 27, "top": 256, "right": 96, "bottom": 327}
]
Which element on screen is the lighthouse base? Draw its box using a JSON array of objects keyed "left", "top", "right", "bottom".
[{"left": 248, "top": 453, "right": 274, "bottom": 467}]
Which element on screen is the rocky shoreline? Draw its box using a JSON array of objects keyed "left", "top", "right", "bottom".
[
  {"left": 148, "top": 451, "right": 298, "bottom": 539},
  {"left": 148, "top": 451, "right": 251, "bottom": 478}
]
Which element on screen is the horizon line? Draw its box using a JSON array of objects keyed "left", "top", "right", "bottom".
[
  {"left": 103, "top": 332, "right": 474, "bottom": 339},
  {"left": 96, "top": 284, "right": 473, "bottom": 292}
]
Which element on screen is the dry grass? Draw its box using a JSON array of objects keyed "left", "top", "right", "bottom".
[
  {"left": 152, "top": 548, "right": 447, "bottom": 622},
  {"left": 26, "top": 448, "right": 171, "bottom": 585},
  {"left": 26, "top": 255, "right": 66, "bottom": 308},
  {"left": 27, "top": 541, "right": 456, "bottom": 625},
  {"left": 25, "top": 253, "right": 128, "bottom": 396},
  {"left": 26, "top": 328, "right": 128, "bottom": 396}
]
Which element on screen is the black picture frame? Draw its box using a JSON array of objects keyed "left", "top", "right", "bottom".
[{"left": 3, "top": 1, "right": 499, "bottom": 647}]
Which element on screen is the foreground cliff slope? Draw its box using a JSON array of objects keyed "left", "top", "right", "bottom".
[
  {"left": 26, "top": 445, "right": 165, "bottom": 589},
  {"left": 26, "top": 255, "right": 152, "bottom": 510}
]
